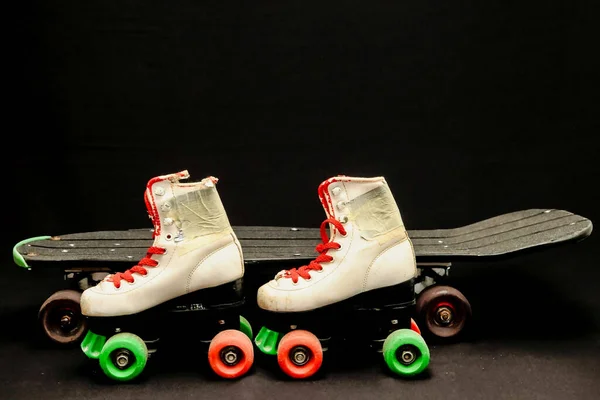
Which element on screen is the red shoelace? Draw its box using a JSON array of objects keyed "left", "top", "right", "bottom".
[
  {"left": 283, "top": 217, "right": 347, "bottom": 284},
  {"left": 110, "top": 246, "right": 166, "bottom": 288}
]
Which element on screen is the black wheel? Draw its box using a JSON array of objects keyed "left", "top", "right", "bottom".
[
  {"left": 416, "top": 285, "right": 472, "bottom": 339},
  {"left": 38, "top": 289, "right": 87, "bottom": 345}
]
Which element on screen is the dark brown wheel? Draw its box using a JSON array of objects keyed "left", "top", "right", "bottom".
[
  {"left": 38, "top": 289, "right": 87, "bottom": 345},
  {"left": 416, "top": 285, "right": 472, "bottom": 339}
]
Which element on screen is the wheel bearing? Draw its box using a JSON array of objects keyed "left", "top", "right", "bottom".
[
  {"left": 396, "top": 345, "right": 419, "bottom": 366},
  {"left": 290, "top": 346, "right": 310, "bottom": 366},
  {"left": 112, "top": 349, "right": 134, "bottom": 370},
  {"left": 220, "top": 346, "right": 241, "bottom": 366},
  {"left": 59, "top": 313, "right": 74, "bottom": 330},
  {"left": 436, "top": 306, "right": 454, "bottom": 325}
]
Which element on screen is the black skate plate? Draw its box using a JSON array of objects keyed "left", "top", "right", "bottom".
[{"left": 15, "top": 209, "right": 592, "bottom": 271}]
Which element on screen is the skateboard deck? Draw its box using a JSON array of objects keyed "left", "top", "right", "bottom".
[
  {"left": 14, "top": 208, "right": 593, "bottom": 269},
  {"left": 14, "top": 208, "right": 593, "bottom": 344}
]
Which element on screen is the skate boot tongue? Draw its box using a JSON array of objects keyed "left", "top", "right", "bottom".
[{"left": 279, "top": 217, "right": 347, "bottom": 284}]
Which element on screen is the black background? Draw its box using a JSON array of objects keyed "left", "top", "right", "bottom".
[{"left": 4, "top": 1, "right": 600, "bottom": 399}]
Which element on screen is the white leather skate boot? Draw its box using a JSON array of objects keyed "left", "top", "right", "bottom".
[
  {"left": 257, "top": 175, "right": 417, "bottom": 312},
  {"left": 80, "top": 171, "right": 254, "bottom": 382},
  {"left": 81, "top": 170, "right": 245, "bottom": 317},
  {"left": 254, "top": 176, "right": 428, "bottom": 380}
]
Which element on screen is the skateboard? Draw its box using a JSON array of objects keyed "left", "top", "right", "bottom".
[{"left": 12, "top": 208, "right": 593, "bottom": 344}]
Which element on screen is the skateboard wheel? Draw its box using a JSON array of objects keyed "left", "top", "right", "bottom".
[
  {"left": 277, "top": 330, "right": 323, "bottom": 379},
  {"left": 208, "top": 329, "right": 254, "bottom": 379},
  {"left": 38, "top": 289, "right": 87, "bottom": 345},
  {"left": 416, "top": 285, "right": 472, "bottom": 339},
  {"left": 99, "top": 332, "right": 148, "bottom": 382},
  {"left": 383, "top": 329, "right": 430, "bottom": 377},
  {"left": 239, "top": 315, "right": 253, "bottom": 341}
]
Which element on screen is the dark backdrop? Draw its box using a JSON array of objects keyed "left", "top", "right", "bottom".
[{"left": 5, "top": 1, "right": 600, "bottom": 399}]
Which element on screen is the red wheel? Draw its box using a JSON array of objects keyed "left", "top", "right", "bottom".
[
  {"left": 208, "top": 329, "right": 254, "bottom": 379},
  {"left": 410, "top": 318, "right": 422, "bottom": 335},
  {"left": 38, "top": 290, "right": 87, "bottom": 345},
  {"left": 277, "top": 330, "right": 323, "bottom": 379},
  {"left": 416, "top": 285, "right": 472, "bottom": 339}
]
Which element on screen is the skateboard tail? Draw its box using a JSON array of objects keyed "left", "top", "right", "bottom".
[{"left": 12, "top": 236, "right": 52, "bottom": 269}]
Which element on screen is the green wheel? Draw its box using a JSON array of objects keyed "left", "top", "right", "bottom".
[
  {"left": 99, "top": 333, "right": 148, "bottom": 382},
  {"left": 239, "top": 315, "right": 253, "bottom": 340},
  {"left": 383, "top": 329, "right": 430, "bottom": 377}
]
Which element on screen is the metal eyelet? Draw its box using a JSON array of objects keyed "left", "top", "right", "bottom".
[
  {"left": 331, "top": 187, "right": 342, "bottom": 196},
  {"left": 154, "top": 187, "right": 165, "bottom": 196},
  {"left": 339, "top": 215, "right": 348, "bottom": 224},
  {"left": 336, "top": 201, "right": 346, "bottom": 211},
  {"left": 165, "top": 234, "right": 173, "bottom": 241}
]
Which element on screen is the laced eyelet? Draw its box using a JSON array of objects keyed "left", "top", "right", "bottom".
[
  {"left": 280, "top": 216, "right": 345, "bottom": 284},
  {"left": 335, "top": 243, "right": 343, "bottom": 251}
]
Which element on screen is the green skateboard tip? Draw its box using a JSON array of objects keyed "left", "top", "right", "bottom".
[{"left": 12, "top": 236, "right": 52, "bottom": 269}]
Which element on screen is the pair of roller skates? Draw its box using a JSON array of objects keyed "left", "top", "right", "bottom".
[{"left": 79, "top": 170, "right": 430, "bottom": 381}]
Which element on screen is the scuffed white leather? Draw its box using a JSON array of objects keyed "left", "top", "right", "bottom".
[
  {"left": 363, "top": 239, "right": 416, "bottom": 292},
  {"left": 186, "top": 240, "right": 244, "bottom": 293},
  {"left": 81, "top": 172, "right": 244, "bottom": 317},
  {"left": 257, "top": 176, "right": 416, "bottom": 312}
]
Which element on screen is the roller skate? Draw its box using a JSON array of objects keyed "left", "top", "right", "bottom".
[
  {"left": 254, "top": 176, "right": 430, "bottom": 379},
  {"left": 79, "top": 170, "right": 254, "bottom": 381}
]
